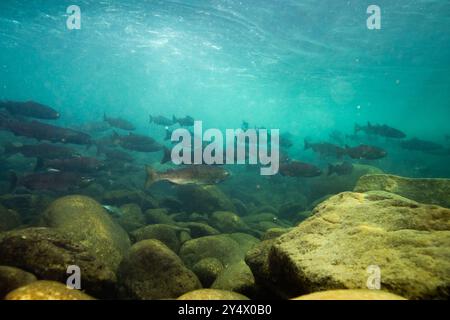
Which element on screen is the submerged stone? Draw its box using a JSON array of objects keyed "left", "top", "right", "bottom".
[
  {"left": 177, "top": 289, "right": 249, "bottom": 300},
  {"left": 355, "top": 174, "right": 450, "bottom": 208},
  {"left": 41, "top": 195, "right": 131, "bottom": 272},
  {"left": 176, "top": 185, "right": 236, "bottom": 214},
  {"left": 265, "top": 191, "right": 450, "bottom": 299},
  {"left": 0, "top": 266, "right": 37, "bottom": 298},
  {"left": 5, "top": 280, "right": 95, "bottom": 300},
  {"left": 117, "top": 239, "right": 201, "bottom": 299},
  {"left": 292, "top": 289, "right": 407, "bottom": 300}
]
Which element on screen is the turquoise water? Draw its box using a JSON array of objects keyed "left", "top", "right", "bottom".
[{"left": 0, "top": 0, "right": 449, "bottom": 301}]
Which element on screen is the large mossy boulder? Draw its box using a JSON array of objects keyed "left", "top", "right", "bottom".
[
  {"left": 0, "top": 227, "right": 116, "bottom": 298},
  {"left": 176, "top": 185, "right": 236, "bottom": 214},
  {"left": 5, "top": 281, "right": 95, "bottom": 300},
  {"left": 177, "top": 222, "right": 220, "bottom": 238},
  {"left": 261, "top": 191, "right": 450, "bottom": 299},
  {"left": 355, "top": 174, "right": 450, "bottom": 208},
  {"left": 117, "top": 239, "right": 201, "bottom": 300},
  {"left": 209, "top": 211, "right": 249, "bottom": 233},
  {"left": 0, "top": 266, "right": 37, "bottom": 298},
  {"left": 115, "top": 203, "right": 146, "bottom": 232},
  {"left": 41, "top": 195, "right": 131, "bottom": 271},
  {"left": 211, "top": 261, "right": 255, "bottom": 296}
]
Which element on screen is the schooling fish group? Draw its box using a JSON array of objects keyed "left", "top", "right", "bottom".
[{"left": 0, "top": 100, "right": 448, "bottom": 193}]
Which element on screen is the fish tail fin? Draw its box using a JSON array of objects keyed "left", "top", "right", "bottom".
[
  {"left": 172, "top": 115, "right": 177, "bottom": 123},
  {"left": 3, "top": 142, "right": 18, "bottom": 156},
  {"left": 8, "top": 171, "right": 18, "bottom": 193},
  {"left": 160, "top": 147, "right": 171, "bottom": 164},
  {"left": 145, "top": 165, "right": 158, "bottom": 188},
  {"left": 34, "top": 157, "right": 45, "bottom": 172},
  {"left": 112, "top": 131, "right": 119, "bottom": 141},
  {"left": 327, "top": 164, "right": 334, "bottom": 176},
  {"left": 304, "top": 139, "right": 310, "bottom": 150}
]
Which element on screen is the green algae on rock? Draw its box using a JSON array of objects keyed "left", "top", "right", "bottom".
[
  {"left": 355, "top": 174, "right": 450, "bottom": 208},
  {"left": 211, "top": 260, "right": 256, "bottom": 296},
  {"left": 115, "top": 203, "right": 146, "bottom": 232},
  {"left": 209, "top": 211, "right": 249, "bottom": 233},
  {"left": 0, "top": 265, "right": 37, "bottom": 298},
  {"left": 292, "top": 289, "right": 407, "bottom": 300},
  {"left": 0, "top": 227, "right": 116, "bottom": 298},
  {"left": 117, "top": 239, "right": 201, "bottom": 300},
  {"left": 5, "top": 280, "right": 95, "bottom": 300},
  {"left": 41, "top": 195, "right": 131, "bottom": 271},
  {"left": 177, "top": 288, "right": 249, "bottom": 300},
  {"left": 192, "top": 258, "right": 224, "bottom": 287},
  {"left": 131, "top": 224, "right": 188, "bottom": 252},
  {"left": 265, "top": 191, "right": 450, "bottom": 299}
]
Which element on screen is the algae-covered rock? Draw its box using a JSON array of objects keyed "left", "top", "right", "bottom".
[
  {"left": 227, "top": 233, "right": 260, "bottom": 255},
  {"left": 177, "top": 222, "right": 220, "bottom": 238},
  {"left": 144, "top": 208, "right": 175, "bottom": 225},
  {"left": 179, "top": 235, "right": 243, "bottom": 269},
  {"left": 117, "top": 239, "right": 201, "bottom": 299},
  {"left": 115, "top": 203, "right": 146, "bottom": 232},
  {"left": 0, "top": 227, "right": 116, "bottom": 298},
  {"left": 0, "top": 193, "right": 53, "bottom": 224},
  {"left": 177, "top": 185, "right": 236, "bottom": 214},
  {"left": 131, "top": 224, "right": 186, "bottom": 252},
  {"left": 177, "top": 289, "right": 249, "bottom": 300},
  {"left": 0, "top": 205, "right": 21, "bottom": 231},
  {"left": 292, "top": 289, "right": 407, "bottom": 300},
  {"left": 211, "top": 261, "right": 255, "bottom": 296},
  {"left": 209, "top": 211, "right": 249, "bottom": 233},
  {"left": 355, "top": 174, "right": 450, "bottom": 208},
  {"left": 0, "top": 266, "right": 37, "bottom": 298},
  {"left": 267, "top": 191, "right": 450, "bottom": 299},
  {"left": 262, "top": 228, "right": 292, "bottom": 241},
  {"left": 192, "top": 258, "right": 224, "bottom": 287},
  {"left": 41, "top": 195, "right": 130, "bottom": 271},
  {"left": 5, "top": 281, "right": 95, "bottom": 300}
]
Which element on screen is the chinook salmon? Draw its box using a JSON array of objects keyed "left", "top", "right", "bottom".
[
  {"left": 0, "top": 100, "right": 60, "bottom": 119},
  {"left": 279, "top": 161, "right": 322, "bottom": 177},
  {"left": 355, "top": 122, "right": 406, "bottom": 139},
  {"left": 345, "top": 144, "right": 387, "bottom": 160},
  {"left": 3, "top": 142, "right": 79, "bottom": 159},
  {"left": 0, "top": 114, "right": 92, "bottom": 145},
  {"left": 145, "top": 165, "right": 230, "bottom": 187},
  {"left": 104, "top": 113, "right": 136, "bottom": 131}
]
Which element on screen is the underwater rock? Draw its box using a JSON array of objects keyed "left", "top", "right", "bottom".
[
  {"left": 261, "top": 228, "right": 292, "bottom": 241},
  {"left": 179, "top": 234, "right": 244, "bottom": 269},
  {"left": 245, "top": 239, "right": 282, "bottom": 298},
  {"left": 159, "top": 197, "right": 184, "bottom": 213},
  {"left": 0, "top": 204, "right": 21, "bottom": 232},
  {"left": 0, "top": 193, "right": 53, "bottom": 224},
  {"left": 117, "top": 239, "right": 201, "bottom": 300},
  {"left": 192, "top": 258, "right": 224, "bottom": 287},
  {"left": 211, "top": 261, "right": 256, "bottom": 296},
  {"left": 227, "top": 233, "right": 260, "bottom": 254},
  {"left": 355, "top": 174, "right": 450, "bottom": 208},
  {"left": 131, "top": 224, "right": 187, "bottom": 253},
  {"left": 41, "top": 195, "right": 131, "bottom": 272},
  {"left": 177, "top": 289, "right": 249, "bottom": 300},
  {"left": 177, "top": 222, "right": 220, "bottom": 238},
  {"left": 292, "top": 289, "right": 407, "bottom": 300},
  {"left": 278, "top": 198, "right": 308, "bottom": 221},
  {"left": 144, "top": 208, "right": 175, "bottom": 225},
  {"left": 242, "top": 213, "right": 291, "bottom": 235},
  {"left": 102, "top": 189, "right": 158, "bottom": 210},
  {"left": 5, "top": 280, "right": 95, "bottom": 300},
  {"left": 306, "top": 164, "right": 383, "bottom": 202},
  {"left": 292, "top": 211, "right": 312, "bottom": 225},
  {"left": 209, "top": 211, "right": 249, "bottom": 233},
  {"left": 0, "top": 266, "right": 37, "bottom": 298},
  {"left": 176, "top": 185, "right": 236, "bottom": 214},
  {"left": 267, "top": 191, "right": 450, "bottom": 299},
  {"left": 115, "top": 203, "right": 146, "bottom": 232},
  {"left": 0, "top": 227, "right": 116, "bottom": 298}
]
